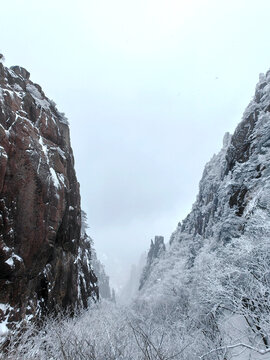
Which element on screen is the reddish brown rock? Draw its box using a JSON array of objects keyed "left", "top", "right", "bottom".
[{"left": 0, "top": 62, "right": 98, "bottom": 333}]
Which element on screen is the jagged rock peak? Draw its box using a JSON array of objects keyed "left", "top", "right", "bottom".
[
  {"left": 139, "top": 236, "right": 165, "bottom": 290},
  {"left": 222, "top": 131, "right": 231, "bottom": 147},
  {"left": 0, "top": 61, "right": 98, "bottom": 336},
  {"left": 10, "top": 66, "right": 30, "bottom": 80},
  {"left": 149, "top": 236, "right": 166, "bottom": 259}
]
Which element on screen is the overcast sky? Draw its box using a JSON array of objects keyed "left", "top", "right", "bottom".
[{"left": 2, "top": 0, "right": 270, "bottom": 289}]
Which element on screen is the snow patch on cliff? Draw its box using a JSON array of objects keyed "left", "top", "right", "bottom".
[{"left": 26, "top": 84, "right": 50, "bottom": 110}]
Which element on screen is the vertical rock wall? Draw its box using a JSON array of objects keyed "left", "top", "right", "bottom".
[{"left": 0, "top": 63, "right": 97, "bottom": 332}]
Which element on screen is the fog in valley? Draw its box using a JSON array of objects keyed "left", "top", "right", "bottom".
[{"left": 2, "top": 0, "right": 270, "bottom": 291}]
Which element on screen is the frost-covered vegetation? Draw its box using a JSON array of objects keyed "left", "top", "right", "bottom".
[
  {"left": 3, "top": 232, "right": 270, "bottom": 359},
  {"left": 2, "top": 69, "right": 270, "bottom": 359},
  {"left": 1, "top": 301, "right": 192, "bottom": 360}
]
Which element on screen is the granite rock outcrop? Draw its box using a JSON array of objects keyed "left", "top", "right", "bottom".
[{"left": 0, "top": 62, "right": 98, "bottom": 333}]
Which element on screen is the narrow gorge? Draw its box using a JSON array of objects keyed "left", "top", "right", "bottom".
[{"left": 1, "top": 61, "right": 270, "bottom": 360}]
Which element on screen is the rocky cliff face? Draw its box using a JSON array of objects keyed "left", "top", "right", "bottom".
[
  {"left": 139, "top": 236, "right": 165, "bottom": 290},
  {"left": 137, "top": 71, "right": 270, "bottom": 352},
  {"left": 169, "top": 71, "right": 270, "bottom": 247},
  {"left": 0, "top": 62, "right": 98, "bottom": 333}
]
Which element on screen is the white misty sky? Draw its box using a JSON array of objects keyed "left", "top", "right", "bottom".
[{"left": 1, "top": 0, "right": 270, "bottom": 289}]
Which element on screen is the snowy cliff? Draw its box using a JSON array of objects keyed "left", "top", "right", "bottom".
[
  {"left": 0, "top": 62, "right": 98, "bottom": 333},
  {"left": 137, "top": 70, "right": 270, "bottom": 357},
  {"left": 139, "top": 236, "right": 165, "bottom": 290},
  {"left": 3, "top": 69, "right": 270, "bottom": 360}
]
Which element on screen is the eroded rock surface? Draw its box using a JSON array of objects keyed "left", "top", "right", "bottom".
[{"left": 0, "top": 63, "right": 98, "bottom": 332}]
